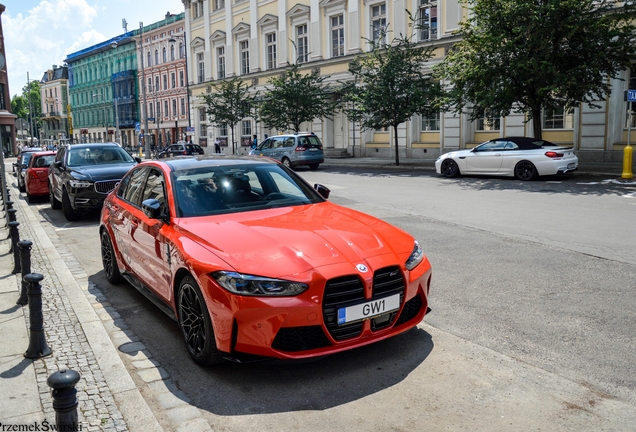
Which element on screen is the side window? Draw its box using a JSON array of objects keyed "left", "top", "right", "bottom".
[
  {"left": 285, "top": 138, "right": 295, "bottom": 148},
  {"left": 141, "top": 169, "right": 166, "bottom": 215},
  {"left": 503, "top": 141, "right": 519, "bottom": 150},
  {"left": 123, "top": 168, "right": 148, "bottom": 206},
  {"left": 56, "top": 148, "right": 66, "bottom": 165},
  {"left": 258, "top": 139, "right": 271, "bottom": 150},
  {"left": 116, "top": 172, "right": 132, "bottom": 199}
]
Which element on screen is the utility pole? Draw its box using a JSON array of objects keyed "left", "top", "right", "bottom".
[
  {"left": 139, "top": 22, "right": 150, "bottom": 158},
  {"left": 26, "top": 72, "right": 34, "bottom": 147}
]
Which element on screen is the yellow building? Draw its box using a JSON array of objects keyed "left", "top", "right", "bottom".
[{"left": 182, "top": 0, "right": 631, "bottom": 162}]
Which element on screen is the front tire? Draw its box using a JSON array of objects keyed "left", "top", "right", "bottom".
[
  {"left": 178, "top": 276, "right": 223, "bottom": 366},
  {"left": 440, "top": 159, "right": 460, "bottom": 178},
  {"left": 514, "top": 161, "right": 538, "bottom": 181},
  {"left": 101, "top": 230, "right": 122, "bottom": 284},
  {"left": 62, "top": 189, "right": 80, "bottom": 221},
  {"left": 281, "top": 157, "right": 291, "bottom": 168},
  {"left": 49, "top": 184, "right": 61, "bottom": 209}
]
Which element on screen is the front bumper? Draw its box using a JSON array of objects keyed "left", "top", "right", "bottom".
[{"left": 201, "top": 258, "right": 432, "bottom": 360}]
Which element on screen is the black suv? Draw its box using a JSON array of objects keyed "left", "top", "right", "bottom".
[
  {"left": 49, "top": 143, "right": 139, "bottom": 221},
  {"left": 157, "top": 142, "right": 205, "bottom": 159}
]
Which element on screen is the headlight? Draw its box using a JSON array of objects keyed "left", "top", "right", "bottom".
[
  {"left": 69, "top": 179, "right": 93, "bottom": 188},
  {"left": 405, "top": 241, "right": 424, "bottom": 271},
  {"left": 212, "top": 271, "right": 309, "bottom": 296}
]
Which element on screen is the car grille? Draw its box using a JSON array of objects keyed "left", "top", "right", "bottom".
[
  {"left": 271, "top": 326, "right": 331, "bottom": 352},
  {"left": 94, "top": 180, "right": 119, "bottom": 194},
  {"left": 322, "top": 266, "right": 405, "bottom": 341},
  {"left": 394, "top": 294, "right": 423, "bottom": 327}
]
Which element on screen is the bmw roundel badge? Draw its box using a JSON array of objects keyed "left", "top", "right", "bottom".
[{"left": 356, "top": 264, "right": 368, "bottom": 273}]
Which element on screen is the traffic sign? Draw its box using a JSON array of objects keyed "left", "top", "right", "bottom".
[
  {"left": 186, "top": 126, "right": 195, "bottom": 132},
  {"left": 627, "top": 90, "right": 636, "bottom": 102},
  {"left": 135, "top": 122, "right": 140, "bottom": 133},
  {"left": 148, "top": 117, "right": 155, "bottom": 122}
]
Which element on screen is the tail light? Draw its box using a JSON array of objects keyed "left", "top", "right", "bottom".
[
  {"left": 295, "top": 147, "right": 307, "bottom": 152},
  {"left": 182, "top": 151, "right": 188, "bottom": 155},
  {"left": 544, "top": 151, "right": 563, "bottom": 158}
]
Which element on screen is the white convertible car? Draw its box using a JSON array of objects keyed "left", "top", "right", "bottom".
[{"left": 435, "top": 137, "right": 578, "bottom": 181}]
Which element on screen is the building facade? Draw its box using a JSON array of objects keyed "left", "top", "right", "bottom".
[
  {"left": 182, "top": 0, "right": 632, "bottom": 162},
  {"left": 137, "top": 12, "right": 190, "bottom": 149},
  {"left": 0, "top": 3, "right": 16, "bottom": 156},
  {"left": 40, "top": 65, "right": 70, "bottom": 145}
]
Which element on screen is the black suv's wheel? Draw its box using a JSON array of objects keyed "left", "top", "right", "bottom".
[
  {"left": 100, "top": 230, "right": 122, "bottom": 284},
  {"left": 281, "top": 157, "right": 292, "bottom": 168},
  {"left": 49, "top": 184, "right": 61, "bottom": 209},
  {"left": 62, "top": 188, "right": 80, "bottom": 221},
  {"left": 178, "top": 276, "right": 223, "bottom": 366}
]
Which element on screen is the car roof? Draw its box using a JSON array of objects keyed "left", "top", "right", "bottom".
[
  {"left": 30, "top": 151, "right": 57, "bottom": 157},
  {"left": 67, "top": 143, "right": 122, "bottom": 150},
  {"left": 161, "top": 155, "right": 278, "bottom": 172},
  {"left": 490, "top": 136, "right": 556, "bottom": 149}
]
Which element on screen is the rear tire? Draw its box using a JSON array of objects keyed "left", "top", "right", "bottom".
[
  {"left": 309, "top": 163, "right": 320, "bottom": 170},
  {"left": 62, "top": 189, "right": 80, "bottom": 221},
  {"left": 514, "top": 161, "right": 538, "bottom": 181},
  {"left": 282, "top": 157, "right": 291, "bottom": 168},
  {"left": 18, "top": 178, "right": 25, "bottom": 193},
  {"left": 100, "top": 230, "right": 122, "bottom": 284},
  {"left": 25, "top": 192, "right": 33, "bottom": 205},
  {"left": 49, "top": 184, "right": 61, "bottom": 209},
  {"left": 178, "top": 276, "right": 223, "bottom": 366}
]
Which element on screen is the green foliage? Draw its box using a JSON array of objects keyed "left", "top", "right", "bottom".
[
  {"left": 259, "top": 63, "right": 336, "bottom": 133},
  {"left": 342, "top": 21, "right": 441, "bottom": 165},
  {"left": 11, "top": 95, "right": 28, "bottom": 120},
  {"left": 435, "top": 0, "right": 636, "bottom": 139},
  {"left": 12, "top": 81, "right": 42, "bottom": 136},
  {"left": 200, "top": 77, "right": 255, "bottom": 154}
]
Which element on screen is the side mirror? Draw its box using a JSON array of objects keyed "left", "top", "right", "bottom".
[
  {"left": 134, "top": 157, "right": 142, "bottom": 163},
  {"left": 54, "top": 160, "right": 63, "bottom": 168},
  {"left": 141, "top": 198, "right": 166, "bottom": 221},
  {"left": 314, "top": 183, "right": 330, "bottom": 199}
]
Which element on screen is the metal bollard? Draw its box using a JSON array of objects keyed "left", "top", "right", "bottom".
[
  {"left": 8, "top": 207, "right": 16, "bottom": 223},
  {"left": 16, "top": 240, "right": 33, "bottom": 305},
  {"left": 47, "top": 369, "right": 81, "bottom": 430},
  {"left": 23, "top": 273, "right": 52, "bottom": 359},
  {"left": 9, "top": 221, "right": 20, "bottom": 272},
  {"left": 6, "top": 200, "right": 13, "bottom": 211}
]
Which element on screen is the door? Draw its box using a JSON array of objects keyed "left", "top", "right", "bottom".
[{"left": 464, "top": 140, "right": 506, "bottom": 173}]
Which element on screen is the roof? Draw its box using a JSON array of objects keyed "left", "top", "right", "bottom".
[
  {"left": 490, "top": 136, "right": 556, "bottom": 150},
  {"left": 163, "top": 155, "right": 276, "bottom": 171}
]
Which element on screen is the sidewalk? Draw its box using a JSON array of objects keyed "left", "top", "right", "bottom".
[{"left": 0, "top": 166, "right": 161, "bottom": 431}]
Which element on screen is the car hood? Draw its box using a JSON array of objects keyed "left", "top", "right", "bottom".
[
  {"left": 175, "top": 202, "right": 414, "bottom": 278},
  {"left": 70, "top": 162, "right": 136, "bottom": 181}
]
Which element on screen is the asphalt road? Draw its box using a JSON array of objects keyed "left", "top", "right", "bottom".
[{"left": 33, "top": 166, "right": 636, "bottom": 430}]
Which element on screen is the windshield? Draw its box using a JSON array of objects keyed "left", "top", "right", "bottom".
[
  {"left": 68, "top": 147, "right": 135, "bottom": 167},
  {"left": 172, "top": 164, "right": 323, "bottom": 217},
  {"left": 31, "top": 155, "right": 56, "bottom": 168}
]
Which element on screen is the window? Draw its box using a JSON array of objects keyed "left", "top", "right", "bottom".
[
  {"left": 147, "top": 77, "right": 152, "bottom": 92},
  {"left": 172, "top": 99, "right": 177, "bottom": 117},
  {"left": 371, "top": 4, "right": 387, "bottom": 44},
  {"left": 179, "top": 70, "right": 184, "bottom": 87},
  {"left": 181, "top": 98, "right": 185, "bottom": 115},
  {"left": 213, "top": 0, "right": 225, "bottom": 11},
  {"left": 197, "top": 53, "right": 205, "bottom": 83},
  {"left": 155, "top": 50, "right": 159, "bottom": 65},
  {"left": 421, "top": 112, "right": 440, "bottom": 131},
  {"left": 266, "top": 33, "right": 277, "bottom": 70},
  {"left": 156, "top": 101, "right": 161, "bottom": 118},
  {"left": 331, "top": 15, "right": 345, "bottom": 57},
  {"left": 180, "top": 43, "right": 184, "bottom": 59},
  {"left": 217, "top": 47, "right": 226, "bottom": 79},
  {"left": 171, "top": 45, "right": 175, "bottom": 61},
  {"left": 163, "top": 74, "right": 168, "bottom": 90},
  {"left": 154, "top": 76, "right": 159, "bottom": 92},
  {"left": 419, "top": 1, "right": 438, "bottom": 41},
  {"left": 193, "top": 1, "right": 202, "bottom": 19},
  {"left": 164, "top": 101, "right": 169, "bottom": 120},
  {"left": 149, "top": 102, "right": 154, "bottom": 117},
  {"left": 171, "top": 73, "right": 176, "bottom": 88},
  {"left": 240, "top": 41, "right": 250, "bottom": 75},
  {"left": 199, "top": 107, "right": 206, "bottom": 121},
  {"left": 220, "top": 125, "right": 228, "bottom": 137},
  {"left": 477, "top": 114, "right": 500, "bottom": 131},
  {"left": 200, "top": 123, "right": 207, "bottom": 137},
  {"left": 297, "top": 25, "right": 308, "bottom": 63},
  {"left": 242, "top": 120, "right": 252, "bottom": 136},
  {"left": 544, "top": 107, "right": 573, "bottom": 129},
  {"left": 163, "top": 47, "right": 167, "bottom": 63}
]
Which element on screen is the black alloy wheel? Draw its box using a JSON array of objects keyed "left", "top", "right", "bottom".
[
  {"left": 62, "top": 188, "right": 80, "bottom": 221},
  {"left": 49, "top": 184, "right": 61, "bottom": 209},
  {"left": 440, "top": 159, "right": 460, "bottom": 178},
  {"left": 100, "top": 230, "right": 122, "bottom": 284},
  {"left": 178, "top": 276, "right": 223, "bottom": 366},
  {"left": 514, "top": 161, "right": 538, "bottom": 181}
]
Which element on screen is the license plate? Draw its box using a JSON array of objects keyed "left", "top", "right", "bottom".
[
  {"left": 338, "top": 294, "right": 401, "bottom": 325},
  {"left": 309, "top": 148, "right": 318, "bottom": 151},
  {"left": 568, "top": 162, "right": 576, "bottom": 169}
]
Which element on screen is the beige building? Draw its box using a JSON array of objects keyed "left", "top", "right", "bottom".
[
  {"left": 182, "top": 0, "right": 631, "bottom": 162},
  {"left": 40, "top": 65, "right": 71, "bottom": 146}
]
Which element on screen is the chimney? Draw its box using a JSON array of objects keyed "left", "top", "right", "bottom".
[{"left": 165, "top": 11, "right": 171, "bottom": 18}]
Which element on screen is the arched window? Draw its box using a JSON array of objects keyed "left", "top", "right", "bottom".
[
  {"left": 163, "top": 47, "right": 167, "bottom": 63},
  {"left": 179, "top": 43, "right": 184, "bottom": 59},
  {"left": 147, "top": 51, "right": 151, "bottom": 67},
  {"left": 171, "top": 45, "right": 175, "bottom": 61},
  {"left": 155, "top": 50, "right": 159, "bottom": 65}
]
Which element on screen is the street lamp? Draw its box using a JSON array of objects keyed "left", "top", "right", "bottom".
[
  {"left": 139, "top": 21, "right": 150, "bottom": 158},
  {"left": 168, "top": 34, "right": 191, "bottom": 141}
]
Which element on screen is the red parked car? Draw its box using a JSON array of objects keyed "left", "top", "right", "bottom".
[{"left": 25, "top": 151, "right": 57, "bottom": 204}]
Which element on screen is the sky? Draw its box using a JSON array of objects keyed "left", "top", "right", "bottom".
[{"left": 3, "top": 0, "right": 184, "bottom": 98}]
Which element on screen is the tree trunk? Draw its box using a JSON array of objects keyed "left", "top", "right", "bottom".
[
  {"left": 230, "top": 123, "right": 236, "bottom": 155},
  {"left": 532, "top": 107, "right": 542, "bottom": 140},
  {"left": 393, "top": 125, "right": 400, "bottom": 166}
]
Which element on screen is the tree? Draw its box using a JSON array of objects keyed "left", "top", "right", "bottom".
[
  {"left": 200, "top": 77, "right": 255, "bottom": 155},
  {"left": 342, "top": 24, "right": 441, "bottom": 166},
  {"left": 11, "top": 94, "right": 28, "bottom": 120},
  {"left": 435, "top": 0, "right": 636, "bottom": 140},
  {"left": 259, "top": 63, "right": 336, "bottom": 133}
]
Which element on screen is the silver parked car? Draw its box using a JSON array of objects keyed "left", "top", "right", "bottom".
[{"left": 249, "top": 133, "right": 324, "bottom": 169}]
